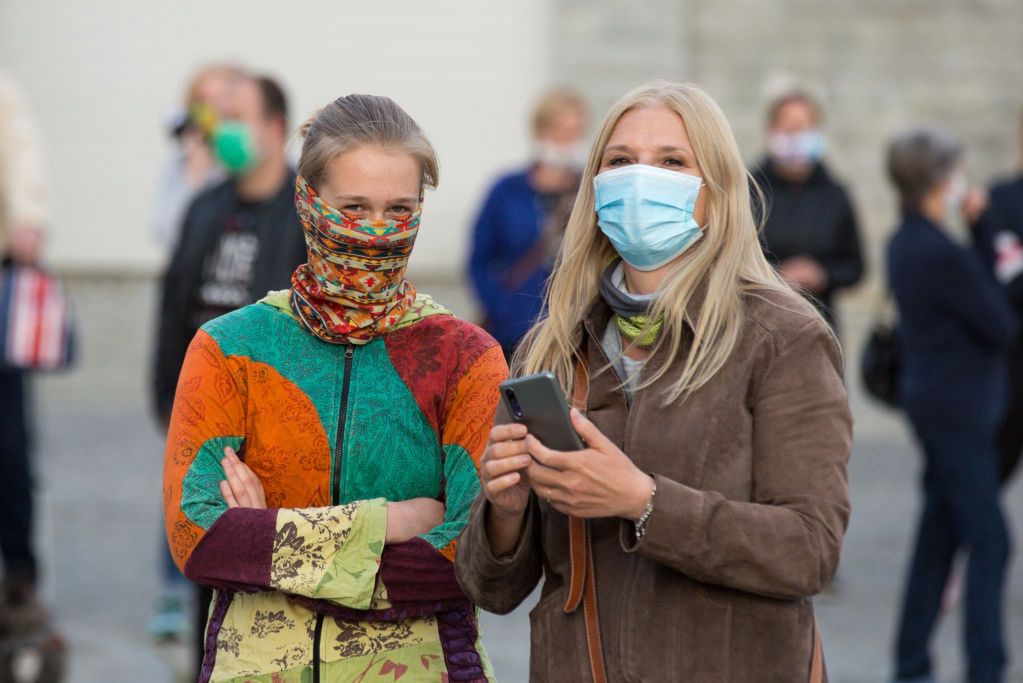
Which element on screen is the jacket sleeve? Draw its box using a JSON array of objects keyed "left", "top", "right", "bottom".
[
  {"left": 163, "top": 329, "right": 389, "bottom": 610},
  {"left": 467, "top": 182, "right": 514, "bottom": 319},
  {"left": 935, "top": 245, "right": 1019, "bottom": 350},
  {"left": 619, "top": 318, "right": 853, "bottom": 600},
  {"left": 0, "top": 73, "right": 49, "bottom": 232},
  {"left": 820, "top": 190, "right": 865, "bottom": 292},
  {"left": 152, "top": 200, "right": 203, "bottom": 422},
  {"left": 454, "top": 402, "right": 545, "bottom": 615}
]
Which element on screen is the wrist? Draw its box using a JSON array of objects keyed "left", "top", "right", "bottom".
[
  {"left": 487, "top": 500, "right": 527, "bottom": 525},
  {"left": 485, "top": 501, "right": 527, "bottom": 558},
  {"left": 627, "top": 473, "right": 656, "bottom": 521},
  {"left": 385, "top": 502, "right": 406, "bottom": 544}
]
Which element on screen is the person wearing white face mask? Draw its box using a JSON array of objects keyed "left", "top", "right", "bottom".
[
  {"left": 467, "top": 87, "right": 589, "bottom": 358},
  {"left": 456, "top": 80, "right": 852, "bottom": 682},
  {"left": 752, "top": 90, "right": 865, "bottom": 332},
  {"left": 886, "top": 128, "right": 1017, "bottom": 683}
]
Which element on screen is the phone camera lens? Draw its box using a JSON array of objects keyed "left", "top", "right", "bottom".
[{"left": 505, "top": 389, "right": 525, "bottom": 421}]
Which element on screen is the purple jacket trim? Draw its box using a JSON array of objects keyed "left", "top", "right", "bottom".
[
  {"left": 379, "top": 537, "right": 466, "bottom": 603},
  {"left": 437, "top": 605, "right": 487, "bottom": 682},
  {"left": 184, "top": 508, "right": 277, "bottom": 592},
  {"left": 198, "top": 591, "right": 233, "bottom": 683},
  {"left": 287, "top": 595, "right": 473, "bottom": 624}
]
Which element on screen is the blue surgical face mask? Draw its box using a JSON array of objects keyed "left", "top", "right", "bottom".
[
  {"left": 768, "top": 129, "right": 825, "bottom": 166},
  {"left": 593, "top": 164, "right": 704, "bottom": 271}
]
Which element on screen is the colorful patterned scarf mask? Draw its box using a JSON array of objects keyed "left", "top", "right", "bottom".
[{"left": 290, "top": 174, "right": 421, "bottom": 344}]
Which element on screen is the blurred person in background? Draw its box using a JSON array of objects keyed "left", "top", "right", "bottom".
[
  {"left": 0, "top": 69, "right": 65, "bottom": 681},
  {"left": 150, "top": 64, "right": 244, "bottom": 250},
  {"left": 457, "top": 80, "right": 852, "bottom": 681},
  {"left": 752, "top": 89, "right": 864, "bottom": 332},
  {"left": 152, "top": 72, "right": 307, "bottom": 672},
  {"left": 972, "top": 107, "right": 1023, "bottom": 486},
  {"left": 468, "top": 87, "right": 588, "bottom": 358},
  {"left": 148, "top": 63, "right": 245, "bottom": 643},
  {"left": 164, "top": 94, "right": 505, "bottom": 682},
  {"left": 886, "top": 128, "right": 1017, "bottom": 683}
]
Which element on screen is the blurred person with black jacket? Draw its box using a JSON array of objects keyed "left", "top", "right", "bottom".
[
  {"left": 752, "top": 90, "right": 864, "bottom": 331},
  {"left": 972, "top": 108, "right": 1023, "bottom": 485},
  {"left": 886, "top": 128, "right": 1017, "bottom": 683},
  {"left": 151, "top": 72, "right": 306, "bottom": 675}
]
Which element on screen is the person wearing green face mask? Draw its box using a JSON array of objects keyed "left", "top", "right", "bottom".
[{"left": 152, "top": 72, "right": 308, "bottom": 680}]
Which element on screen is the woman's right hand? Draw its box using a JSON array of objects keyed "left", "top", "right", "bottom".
[
  {"left": 481, "top": 423, "right": 533, "bottom": 556},
  {"left": 482, "top": 423, "right": 533, "bottom": 517},
  {"left": 386, "top": 497, "right": 445, "bottom": 544}
]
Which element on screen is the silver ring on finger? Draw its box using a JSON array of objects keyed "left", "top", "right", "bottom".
[{"left": 546, "top": 487, "right": 553, "bottom": 503}]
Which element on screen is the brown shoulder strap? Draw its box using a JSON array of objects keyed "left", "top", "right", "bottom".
[
  {"left": 810, "top": 619, "right": 824, "bottom": 683},
  {"left": 562, "top": 359, "right": 608, "bottom": 683}
]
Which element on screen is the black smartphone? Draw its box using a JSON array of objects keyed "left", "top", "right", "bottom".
[{"left": 500, "top": 372, "right": 585, "bottom": 451}]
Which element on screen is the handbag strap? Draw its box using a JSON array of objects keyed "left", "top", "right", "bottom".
[
  {"left": 563, "top": 357, "right": 823, "bottom": 683},
  {"left": 563, "top": 358, "right": 608, "bottom": 683},
  {"left": 810, "top": 619, "right": 824, "bottom": 683}
]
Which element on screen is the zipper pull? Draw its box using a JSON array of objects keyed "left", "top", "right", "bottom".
[{"left": 345, "top": 345, "right": 354, "bottom": 359}]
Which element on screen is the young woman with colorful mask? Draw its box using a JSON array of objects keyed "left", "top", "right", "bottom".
[
  {"left": 455, "top": 81, "right": 853, "bottom": 682},
  {"left": 163, "top": 94, "right": 506, "bottom": 683}
]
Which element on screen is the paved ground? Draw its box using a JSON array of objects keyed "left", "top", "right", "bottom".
[{"left": 24, "top": 276, "right": 1023, "bottom": 682}]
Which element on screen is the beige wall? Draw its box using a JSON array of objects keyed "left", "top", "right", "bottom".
[
  {"left": 554, "top": 0, "right": 1023, "bottom": 297},
  {"left": 0, "top": 0, "right": 554, "bottom": 278}
]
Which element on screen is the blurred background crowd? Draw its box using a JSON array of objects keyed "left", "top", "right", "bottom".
[{"left": 1, "top": 0, "right": 1022, "bottom": 681}]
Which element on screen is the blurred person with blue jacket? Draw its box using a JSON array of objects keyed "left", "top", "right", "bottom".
[
  {"left": 752, "top": 90, "right": 864, "bottom": 331},
  {"left": 468, "top": 88, "right": 588, "bottom": 357},
  {"left": 886, "top": 128, "right": 1017, "bottom": 683},
  {"left": 971, "top": 108, "right": 1023, "bottom": 485}
]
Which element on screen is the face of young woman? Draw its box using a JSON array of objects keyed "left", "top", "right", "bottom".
[
  {"left": 319, "top": 145, "right": 421, "bottom": 221},
  {"left": 598, "top": 105, "right": 709, "bottom": 227}
]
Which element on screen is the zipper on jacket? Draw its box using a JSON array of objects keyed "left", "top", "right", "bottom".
[
  {"left": 313, "top": 343, "right": 355, "bottom": 683},
  {"left": 331, "top": 344, "right": 355, "bottom": 505}
]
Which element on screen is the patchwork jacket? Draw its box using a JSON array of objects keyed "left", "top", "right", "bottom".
[{"left": 163, "top": 291, "right": 507, "bottom": 683}]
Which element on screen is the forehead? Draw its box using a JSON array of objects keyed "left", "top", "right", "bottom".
[
  {"left": 221, "top": 79, "right": 260, "bottom": 117},
  {"left": 606, "top": 105, "right": 690, "bottom": 148},
  {"left": 772, "top": 99, "right": 817, "bottom": 128},
  {"left": 323, "top": 146, "right": 421, "bottom": 195}
]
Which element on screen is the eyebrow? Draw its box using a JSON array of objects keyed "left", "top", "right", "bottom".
[
  {"left": 603, "top": 144, "right": 693, "bottom": 155},
  {"left": 333, "top": 195, "right": 419, "bottom": 205}
]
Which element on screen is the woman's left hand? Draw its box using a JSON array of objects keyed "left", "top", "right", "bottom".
[
  {"left": 526, "top": 408, "right": 654, "bottom": 520},
  {"left": 219, "top": 447, "right": 267, "bottom": 509}
]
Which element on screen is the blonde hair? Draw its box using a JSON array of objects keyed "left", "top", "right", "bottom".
[
  {"left": 517, "top": 80, "right": 801, "bottom": 404},
  {"left": 532, "top": 86, "right": 587, "bottom": 136},
  {"left": 297, "top": 94, "right": 439, "bottom": 192}
]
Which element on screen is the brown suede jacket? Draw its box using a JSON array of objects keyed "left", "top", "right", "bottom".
[{"left": 455, "top": 285, "right": 853, "bottom": 682}]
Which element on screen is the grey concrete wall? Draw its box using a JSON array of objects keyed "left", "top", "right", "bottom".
[{"left": 553, "top": 0, "right": 1023, "bottom": 299}]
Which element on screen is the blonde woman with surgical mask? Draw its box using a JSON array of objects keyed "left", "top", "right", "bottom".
[{"left": 456, "top": 81, "right": 852, "bottom": 682}]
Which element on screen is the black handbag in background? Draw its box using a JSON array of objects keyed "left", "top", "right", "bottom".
[{"left": 861, "top": 295, "right": 900, "bottom": 408}]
